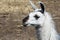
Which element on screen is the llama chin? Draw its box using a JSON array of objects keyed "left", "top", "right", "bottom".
[{"left": 22, "top": 0, "right": 60, "bottom": 40}]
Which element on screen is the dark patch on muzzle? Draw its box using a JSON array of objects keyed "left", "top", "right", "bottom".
[{"left": 22, "top": 15, "right": 29, "bottom": 27}]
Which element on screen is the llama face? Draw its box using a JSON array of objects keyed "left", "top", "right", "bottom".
[
  {"left": 22, "top": 1, "right": 45, "bottom": 27},
  {"left": 23, "top": 10, "right": 45, "bottom": 27}
]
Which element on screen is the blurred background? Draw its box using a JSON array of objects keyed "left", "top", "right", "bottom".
[{"left": 0, "top": 0, "right": 60, "bottom": 40}]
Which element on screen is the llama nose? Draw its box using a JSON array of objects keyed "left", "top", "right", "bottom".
[
  {"left": 22, "top": 16, "right": 29, "bottom": 27},
  {"left": 22, "top": 18, "right": 28, "bottom": 27},
  {"left": 22, "top": 16, "right": 29, "bottom": 23}
]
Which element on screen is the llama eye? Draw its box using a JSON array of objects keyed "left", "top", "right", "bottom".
[{"left": 34, "top": 15, "right": 40, "bottom": 20}]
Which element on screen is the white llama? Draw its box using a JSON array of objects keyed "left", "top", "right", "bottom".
[{"left": 22, "top": 0, "right": 60, "bottom": 40}]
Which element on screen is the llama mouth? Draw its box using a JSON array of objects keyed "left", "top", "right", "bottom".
[
  {"left": 23, "top": 24, "right": 35, "bottom": 27},
  {"left": 23, "top": 23, "right": 41, "bottom": 29},
  {"left": 31, "top": 24, "right": 35, "bottom": 26},
  {"left": 23, "top": 23, "right": 32, "bottom": 27}
]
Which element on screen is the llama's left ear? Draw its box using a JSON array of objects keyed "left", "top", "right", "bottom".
[
  {"left": 29, "top": 0, "right": 38, "bottom": 10},
  {"left": 39, "top": 2, "right": 45, "bottom": 13}
]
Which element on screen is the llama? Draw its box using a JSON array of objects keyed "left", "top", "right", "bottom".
[{"left": 22, "top": 0, "right": 60, "bottom": 40}]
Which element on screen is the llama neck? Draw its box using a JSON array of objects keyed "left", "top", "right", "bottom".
[
  {"left": 35, "top": 25, "right": 41, "bottom": 40},
  {"left": 36, "top": 12, "right": 59, "bottom": 40}
]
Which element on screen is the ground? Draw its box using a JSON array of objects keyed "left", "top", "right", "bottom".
[{"left": 0, "top": 0, "right": 60, "bottom": 40}]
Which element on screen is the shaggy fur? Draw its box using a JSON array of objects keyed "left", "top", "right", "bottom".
[{"left": 36, "top": 12, "right": 59, "bottom": 40}]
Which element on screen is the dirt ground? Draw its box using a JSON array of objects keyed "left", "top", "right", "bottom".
[{"left": 0, "top": 0, "right": 60, "bottom": 40}]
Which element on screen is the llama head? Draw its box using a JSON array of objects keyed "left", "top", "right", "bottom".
[{"left": 22, "top": 1, "right": 46, "bottom": 27}]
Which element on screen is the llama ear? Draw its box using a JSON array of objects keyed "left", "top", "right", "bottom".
[
  {"left": 29, "top": 0, "right": 38, "bottom": 10},
  {"left": 39, "top": 2, "right": 45, "bottom": 13}
]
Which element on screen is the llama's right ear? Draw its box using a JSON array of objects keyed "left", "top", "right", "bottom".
[{"left": 39, "top": 2, "right": 45, "bottom": 13}]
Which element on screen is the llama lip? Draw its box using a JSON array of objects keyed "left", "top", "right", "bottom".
[
  {"left": 31, "top": 24, "right": 40, "bottom": 27},
  {"left": 23, "top": 24, "right": 28, "bottom": 27}
]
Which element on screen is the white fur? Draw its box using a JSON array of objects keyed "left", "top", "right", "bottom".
[
  {"left": 39, "top": 12, "right": 59, "bottom": 40},
  {"left": 29, "top": 0, "right": 38, "bottom": 9}
]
